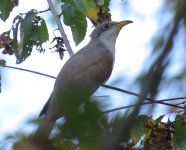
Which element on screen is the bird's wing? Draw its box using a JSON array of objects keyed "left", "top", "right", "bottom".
[
  {"left": 58, "top": 48, "right": 113, "bottom": 90},
  {"left": 41, "top": 44, "right": 113, "bottom": 119}
]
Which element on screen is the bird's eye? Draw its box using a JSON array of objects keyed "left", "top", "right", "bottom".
[{"left": 103, "top": 23, "right": 110, "bottom": 29}]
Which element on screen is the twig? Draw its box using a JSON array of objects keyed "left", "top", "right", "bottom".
[
  {"left": 2, "top": 65, "right": 185, "bottom": 109},
  {"left": 167, "top": 115, "right": 186, "bottom": 125},
  {"left": 2, "top": 65, "right": 56, "bottom": 79},
  {"left": 103, "top": 99, "right": 184, "bottom": 114},
  {"left": 102, "top": 84, "right": 148, "bottom": 99},
  {"left": 19, "top": 8, "right": 50, "bottom": 15},
  {"left": 175, "top": 101, "right": 186, "bottom": 106},
  {"left": 101, "top": 84, "right": 184, "bottom": 109},
  {"left": 37, "top": 8, "right": 50, "bottom": 14},
  {"left": 47, "top": 0, "right": 74, "bottom": 56}
]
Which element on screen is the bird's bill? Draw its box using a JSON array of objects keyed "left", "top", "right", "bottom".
[{"left": 115, "top": 20, "right": 133, "bottom": 29}]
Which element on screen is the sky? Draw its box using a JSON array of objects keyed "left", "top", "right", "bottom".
[{"left": 0, "top": 0, "right": 162, "bottom": 143}]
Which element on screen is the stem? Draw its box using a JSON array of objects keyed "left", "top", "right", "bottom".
[
  {"left": 101, "top": 84, "right": 184, "bottom": 109},
  {"left": 103, "top": 99, "right": 184, "bottom": 114},
  {"left": 2, "top": 65, "right": 185, "bottom": 110},
  {"left": 47, "top": 0, "right": 74, "bottom": 56}
]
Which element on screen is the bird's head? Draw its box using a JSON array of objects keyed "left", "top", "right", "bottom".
[
  {"left": 90, "top": 20, "right": 133, "bottom": 40},
  {"left": 90, "top": 20, "right": 132, "bottom": 57}
]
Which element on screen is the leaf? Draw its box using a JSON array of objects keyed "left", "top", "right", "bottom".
[
  {"left": 97, "top": 0, "right": 105, "bottom": 6},
  {"left": 21, "top": 10, "right": 37, "bottom": 37},
  {"left": 11, "top": 10, "right": 49, "bottom": 63},
  {"left": 62, "top": 3, "right": 87, "bottom": 45},
  {"left": 130, "top": 117, "right": 145, "bottom": 144},
  {"left": 32, "top": 17, "right": 49, "bottom": 51},
  {"left": 0, "top": 0, "right": 14, "bottom": 21},
  {"left": 62, "top": 2, "right": 75, "bottom": 25},
  {"left": 12, "top": 15, "right": 22, "bottom": 60},
  {"left": 138, "top": 115, "right": 150, "bottom": 122},
  {"left": 73, "top": 0, "right": 86, "bottom": 13},
  {"left": 73, "top": 0, "right": 98, "bottom": 21},
  {"left": 101, "top": 0, "right": 110, "bottom": 11},
  {"left": 173, "top": 114, "right": 186, "bottom": 149},
  {"left": 16, "top": 10, "right": 37, "bottom": 63},
  {"left": 0, "top": 59, "right": 6, "bottom": 66},
  {"left": 155, "top": 115, "right": 164, "bottom": 124},
  {"left": 71, "top": 8, "right": 87, "bottom": 45}
]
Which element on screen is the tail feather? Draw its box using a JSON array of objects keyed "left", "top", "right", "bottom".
[
  {"left": 39, "top": 100, "right": 50, "bottom": 117},
  {"left": 32, "top": 115, "right": 55, "bottom": 141},
  {"left": 39, "top": 95, "right": 51, "bottom": 117}
]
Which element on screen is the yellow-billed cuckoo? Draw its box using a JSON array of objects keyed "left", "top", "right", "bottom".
[{"left": 33, "top": 20, "right": 132, "bottom": 140}]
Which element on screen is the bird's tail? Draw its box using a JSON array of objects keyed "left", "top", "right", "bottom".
[{"left": 32, "top": 115, "right": 55, "bottom": 141}]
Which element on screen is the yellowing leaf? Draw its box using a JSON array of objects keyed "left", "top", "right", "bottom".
[
  {"left": 73, "top": 0, "right": 98, "bottom": 21},
  {"left": 130, "top": 130, "right": 138, "bottom": 144},
  {"left": 86, "top": 7, "right": 98, "bottom": 21}
]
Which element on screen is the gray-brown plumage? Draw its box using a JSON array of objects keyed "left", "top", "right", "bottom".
[{"left": 33, "top": 20, "right": 132, "bottom": 140}]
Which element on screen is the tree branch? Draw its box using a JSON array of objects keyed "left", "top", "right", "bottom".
[
  {"left": 19, "top": 8, "right": 50, "bottom": 15},
  {"left": 2, "top": 65, "right": 185, "bottom": 109},
  {"left": 3, "top": 65, "right": 56, "bottom": 79},
  {"left": 101, "top": 84, "right": 184, "bottom": 109},
  {"left": 37, "top": 8, "right": 50, "bottom": 14},
  {"left": 103, "top": 98, "right": 184, "bottom": 114},
  {"left": 47, "top": 0, "right": 74, "bottom": 56}
]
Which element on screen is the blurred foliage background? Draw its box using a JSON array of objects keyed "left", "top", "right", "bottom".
[{"left": 0, "top": 0, "right": 186, "bottom": 149}]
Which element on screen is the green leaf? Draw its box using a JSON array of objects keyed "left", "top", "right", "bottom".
[
  {"left": 102, "top": 0, "right": 110, "bottom": 11},
  {"left": 97, "top": 0, "right": 105, "bottom": 6},
  {"left": 62, "top": 2, "right": 75, "bottom": 25},
  {"left": 71, "top": 8, "right": 87, "bottom": 45},
  {"left": 138, "top": 115, "right": 149, "bottom": 122},
  {"left": 173, "top": 114, "right": 186, "bottom": 149},
  {"left": 155, "top": 115, "right": 164, "bottom": 124},
  {"left": 21, "top": 10, "right": 37, "bottom": 37},
  {"left": 0, "top": 0, "right": 14, "bottom": 21},
  {"left": 12, "top": 15, "right": 22, "bottom": 60},
  {"left": 62, "top": 3, "right": 87, "bottom": 45},
  {"left": 16, "top": 10, "right": 37, "bottom": 63},
  {"left": 130, "top": 116, "right": 145, "bottom": 144},
  {"left": 11, "top": 10, "right": 49, "bottom": 63},
  {"left": 32, "top": 17, "right": 49, "bottom": 49},
  {"left": 73, "top": 0, "right": 98, "bottom": 21},
  {"left": 73, "top": 0, "right": 86, "bottom": 13},
  {"left": 0, "top": 59, "right": 6, "bottom": 66}
]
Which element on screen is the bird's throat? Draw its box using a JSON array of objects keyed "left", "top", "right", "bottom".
[{"left": 99, "top": 37, "right": 116, "bottom": 60}]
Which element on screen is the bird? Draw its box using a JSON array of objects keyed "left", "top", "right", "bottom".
[{"left": 33, "top": 20, "right": 133, "bottom": 141}]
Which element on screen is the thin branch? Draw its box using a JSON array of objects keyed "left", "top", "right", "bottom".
[
  {"left": 158, "top": 97, "right": 186, "bottom": 102},
  {"left": 175, "top": 101, "right": 186, "bottom": 106},
  {"left": 167, "top": 115, "right": 186, "bottom": 125},
  {"left": 2, "top": 65, "right": 56, "bottom": 79},
  {"left": 2, "top": 65, "right": 185, "bottom": 109},
  {"left": 103, "top": 104, "right": 137, "bottom": 114},
  {"left": 103, "top": 99, "right": 184, "bottom": 114},
  {"left": 101, "top": 84, "right": 185, "bottom": 109},
  {"left": 37, "top": 8, "right": 50, "bottom": 14},
  {"left": 102, "top": 84, "right": 147, "bottom": 99},
  {"left": 47, "top": 0, "right": 74, "bottom": 56},
  {"left": 19, "top": 8, "right": 50, "bottom": 15}
]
